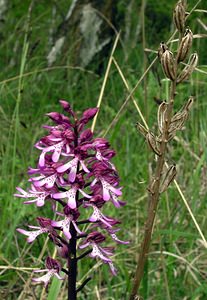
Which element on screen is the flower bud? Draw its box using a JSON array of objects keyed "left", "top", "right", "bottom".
[
  {"left": 173, "top": 0, "right": 186, "bottom": 33},
  {"left": 177, "top": 53, "right": 198, "bottom": 84},
  {"left": 177, "top": 28, "right": 193, "bottom": 62}
]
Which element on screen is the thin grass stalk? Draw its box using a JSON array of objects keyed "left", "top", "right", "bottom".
[{"left": 141, "top": 0, "right": 148, "bottom": 122}]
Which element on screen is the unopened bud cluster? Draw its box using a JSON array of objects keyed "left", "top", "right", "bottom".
[{"left": 158, "top": 0, "right": 198, "bottom": 84}]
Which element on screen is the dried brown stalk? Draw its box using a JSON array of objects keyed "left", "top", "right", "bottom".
[{"left": 129, "top": 1, "right": 197, "bottom": 299}]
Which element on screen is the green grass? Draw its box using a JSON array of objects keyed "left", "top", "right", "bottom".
[{"left": 1, "top": 1, "right": 207, "bottom": 299}]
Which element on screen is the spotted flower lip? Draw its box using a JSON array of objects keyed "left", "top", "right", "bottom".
[
  {"left": 52, "top": 186, "right": 91, "bottom": 209},
  {"left": 30, "top": 173, "right": 58, "bottom": 189},
  {"left": 14, "top": 185, "right": 50, "bottom": 207},
  {"left": 91, "top": 177, "right": 122, "bottom": 203},
  {"left": 57, "top": 156, "right": 90, "bottom": 183},
  {"left": 84, "top": 202, "right": 117, "bottom": 228},
  {"left": 36, "top": 141, "right": 69, "bottom": 167},
  {"left": 79, "top": 232, "right": 115, "bottom": 268},
  {"left": 51, "top": 207, "right": 83, "bottom": 240},
  {"left": 17, "top": 217, "right": 54, "bottom": 243}
]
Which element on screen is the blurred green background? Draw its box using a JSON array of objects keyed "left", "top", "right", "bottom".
[{"left": 0, "top": 0, "right": 207, "bottom": 299}]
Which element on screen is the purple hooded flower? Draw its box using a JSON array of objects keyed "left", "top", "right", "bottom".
[
  {"left": 35, "top": 125, "right": 75, "bottom": 168},
  {"left": 57, "top": 155, "right": 90, "bottom": 183},
  {"left": 79, "top": 232, "right": 113, "bottom": 262},
  {"left": 46, "top": 112, "right": 71, "bottom": 127},
  {"left": 91, "top": 176, "right": 122, "bottom": 204},
  {"left": 14, "top": 185, "right": 51, "bottom": 207},
  {"left": 95, "top": 222, "right": 129, "bottom": 245},
  {"left": 52, "top": 207, "right": 83, "bottom": 240},
  {"left": 17, "top": 217, "right": 53, "bottom": 243},
  {"left": 28, "top": 159, "right": 65, "bottom": 189},
  {"left": 84, "top": 198, "right": 118, "bottom": 228},
  {"left": 33, "top": 257, "right": 64, "bottom": 287},
  {"left": 52, "top": 177, "right": 91, "bottom": 209}
]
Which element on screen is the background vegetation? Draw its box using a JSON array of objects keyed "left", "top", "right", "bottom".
[{"left": 0, "top": 0, "right": 207, "bottom": 299}]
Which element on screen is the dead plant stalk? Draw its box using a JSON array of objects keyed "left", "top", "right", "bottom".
[
  {"left": 130, "top": 73, "right": 177, "bottom": 300},
  {"left": 130, "top": 1, "right": 198, "bottom": 298}
]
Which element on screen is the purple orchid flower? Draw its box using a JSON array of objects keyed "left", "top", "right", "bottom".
[
  {"left": 15, "top": 100, "right": 128, "bottom": 291},
  {"left": 17, "top": 217, "right": 53, "bottom": 243},
  {"left": 83, "top": 201, "right": 118, "bottom": 228},
  {"left": 14, "top": 185, "right": 51, "bottom": 207},
  {"left": 35, "top": 126, "right": 75, "bottom": 168},
  {"left": 57, "top": 155, "right": 90, "bottom": 183},
  {"left": 33, "top": 257, "right": 64, "bottom": 287},
  {"left": 52, "top": 206, "right": 83, "bottom": 240},
  {"left": 91, "top": 176, "right": 122, "bottom": 203},
  {"left": 79, "top": 232, "right": 117, "bottom": 275},
  {"left": 95, "top": 222, "right": 130, "bottom": 245},
  {"left": 52, "top": 182, "right": 91, "bottom": 209},
  {"left": 78, "top": 107, "right": 98, "bottom": 131},
  {"left": 79, "top": 232, "right": 113, "bottom": 263}
]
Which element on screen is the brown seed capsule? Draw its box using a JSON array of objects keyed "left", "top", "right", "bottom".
[
  {"left": 146, "top": 132, "right": 161, "bottom": 156},
  {"left": 160, "top": 165, "right": 177, "bottom": 193},
  {"left": 168, "top": 97, "right": 194, "bottom": 139},
  {"left": 173, "top": 0, "right": 186, "bottom": 34},
  {"left": 177, "top": 28, "right": 193, "bottom": 62},
  {"left": 177, "top": 53, "right": 198, "bottom": 84},
  {"left": 161, "top": 48, "right": 176, "bottom": 81},
  {"left": 157, "top": 102, "right": 168, "bottom": 134}
]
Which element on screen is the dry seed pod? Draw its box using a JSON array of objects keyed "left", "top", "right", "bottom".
[
  {"left": 173, "top": 0, "right": 186, "bottom": 34},
  {"left": 161, "top": 48, "right": 176, "bottom": 81},
  {"left": 171, "top": 96, "right": 193, "bottom": 124},
  {"left": 160, "top": 165, "right": 177, "bottom": 193},
  {"left": 177, "top": 28, "right": 193, "bottom": 62},
  {"left": 168, "top": 111, "right": 187, "bottom": 139},
  {"left": 168, "top": 97, "right": 194, "bottom": 138},
  {"left": 146, "top": 132, "right": 161, "bottom": 156},
  {"left": 136, "top": 123, "right": 148, "bottom": 137},
  {"left": 177, "top": 53, "right": 198, "bottom": 84},
  {"left": 183, "top": 96, "right": 194, "bottom": 111},
  {"left": 157, "top": 102, "right": 168, "bottom": 134}
]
